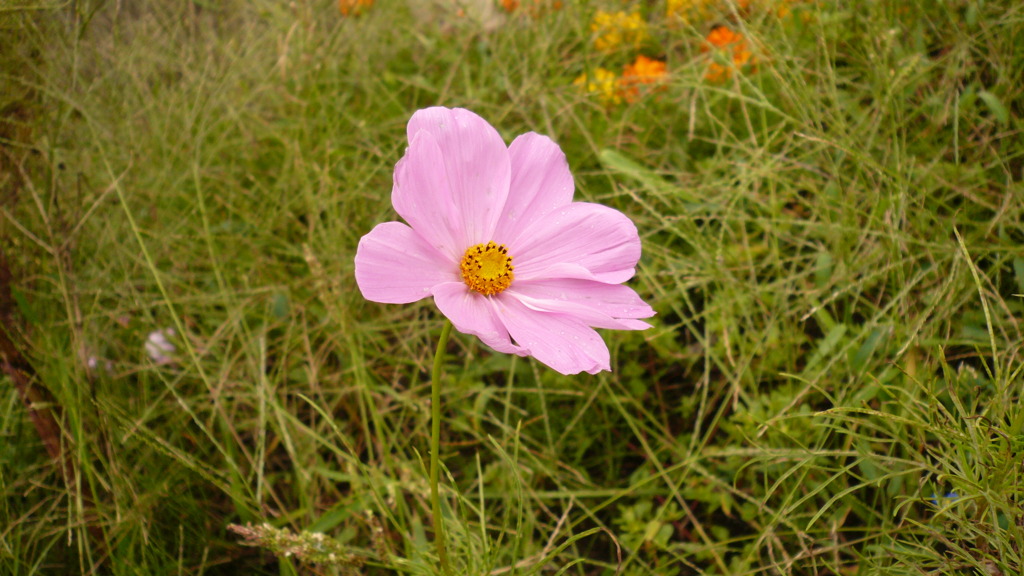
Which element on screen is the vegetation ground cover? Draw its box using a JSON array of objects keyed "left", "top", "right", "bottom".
[{"left": 1, "top": 1, "right": 1023, "bottom": 574}]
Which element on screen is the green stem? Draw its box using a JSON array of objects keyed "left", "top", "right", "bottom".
[{"left": 430, "top": 320, "right": 453, "bottom": 574}]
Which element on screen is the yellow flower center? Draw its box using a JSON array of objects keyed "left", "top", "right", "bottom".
[{"left": 460, "top": 241, "right": 514, "bottom": 296}]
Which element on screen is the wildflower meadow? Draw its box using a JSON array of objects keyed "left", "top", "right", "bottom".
[{"left": 2, "top": 1, "right": 1023, "bottom": 575}]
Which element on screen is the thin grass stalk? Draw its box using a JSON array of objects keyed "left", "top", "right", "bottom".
[{"left": 431, "top": 320, "right": 454, "bottom": 574}]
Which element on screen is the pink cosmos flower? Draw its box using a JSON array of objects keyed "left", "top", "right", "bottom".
[{"left": 354, "top": 107, "right": 654, "bottom": 375}]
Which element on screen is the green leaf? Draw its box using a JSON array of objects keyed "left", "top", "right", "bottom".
[
  {"left": 814, "top": 251, "right": 833, "bottom": 289},
  {"left": 10, "top": 286, "right": 37, "bottom": 325},
  {"left": 1013, "top": 257, "right": 1024, "bottom": 295},
  {"left": 598, "top": 149, "right": 701, "bottom": 207},
  {"left": 851, "top": 326, "right": 887, "bottom": 371},
  {"left": 271, "top": 291, "right": 290, "bottom": 319},
  {"left": 306, "top": 502, "right": 353, "bottom": 533},
  {"left": 805, "top": 323, "right": 848, "bottom": 373},
  {"left": 978, "top": 90, "right": 1009, "bottom": 125},
  {"left": 966, "top": 1, "right": 979, "bottom": 27}
]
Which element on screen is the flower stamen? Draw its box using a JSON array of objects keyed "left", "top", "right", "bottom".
[{"left": 460, "top": 241, "right": 514, "bottom": 296}]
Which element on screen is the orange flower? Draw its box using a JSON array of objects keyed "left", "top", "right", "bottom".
[
  {"left": 502, "top": 0, "right": 562, "bottom": 15},
  {"left": 668, "top": 0, "right": 761, "bottom": 25},
  {"left": 618, "top": 56, "right": 668, "bottom": 103},
  {"left": 704, "top": 26, "right": 746, "bottom": 50},
  {"left": 338, "top": 0, "right": 373, "bottom": 16},
  {"left": 701, "top": 26, "right": 754, "bottom": 82}
]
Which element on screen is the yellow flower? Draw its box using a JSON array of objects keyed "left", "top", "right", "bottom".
[
  {"left": 574, "top": 68, "right": 622, "bottom": 106},
  {"left": 666, "top": 0, "right": 711, "bottom": 25},
  {"left": 618, "top": 56, "right": 668, "bottom": 103},
  {"left": 668, "top": 0, "right": 760, "bottom": 25},
  {"left": 701, "top": 26, "right": 754, "bottom": 82},
  {"left": 590, "top": 10, "right": 648, "bottom": 54},
  {"left": 338, "top": 0, "right": 373, "bottom": 16}
]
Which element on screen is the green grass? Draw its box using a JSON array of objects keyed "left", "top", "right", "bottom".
[{"left": 2, "top": 0, "right": 1023, "bottom": 574}]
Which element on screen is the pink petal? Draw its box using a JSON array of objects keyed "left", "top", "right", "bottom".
[
  {"left": 494, "top": 133, "right": 575, "bottom": 245},
  {"left": 432, "top": 282, "right": 525, "bottom": 355},
  {"left": 509, "top": 202, "right": 641, "bottom": 284},
  {"left": 355, "top": 222, "right": 459, "bottom": 304},
  {"left": 507, "top": 279, "right": 654, "bottom": 330},
  {"left": 492, "top": 296, "right": 611, "bottom": 375},
  {"left": 391, "top": 131, "right": 464, "bottom": 260},
  {"left": 403, "top": 107, "right": 511, "bottom": 245}
]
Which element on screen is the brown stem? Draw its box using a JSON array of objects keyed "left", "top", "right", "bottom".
[
  {"left": 0, "top": 248, "right": 71, "bottom": 478},
  {"left": 0, "top": 246, "right": 108, "bottom": 566}
]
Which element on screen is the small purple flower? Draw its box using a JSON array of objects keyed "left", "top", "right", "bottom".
[{"left": 145, "top": 328, "right": 176, "bottom": 364}]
